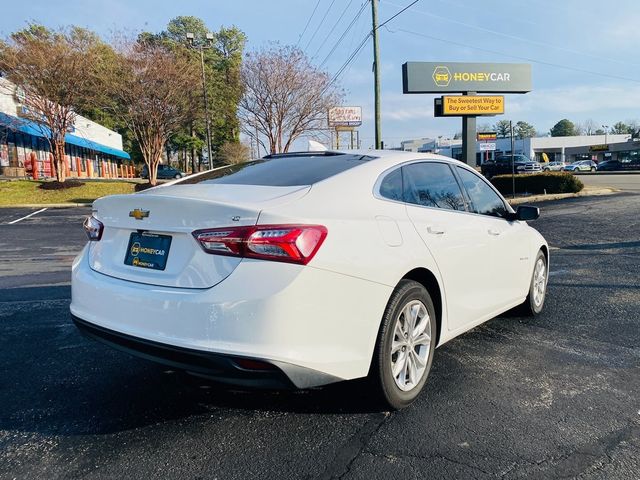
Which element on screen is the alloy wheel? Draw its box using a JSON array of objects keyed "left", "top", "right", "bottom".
[
  {"left": 390, "top": 300, "right": 431, "bottom": 392},
  {"left": 532, "top": 257, "right": 547, "bottom": 308}
]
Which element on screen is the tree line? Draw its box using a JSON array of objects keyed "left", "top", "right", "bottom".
[
  {"left": 477, "top": 118, "right": 640, "bottom": 139},
  {"left": 0, "top": 18, "right": 341, "bottom": 184}
]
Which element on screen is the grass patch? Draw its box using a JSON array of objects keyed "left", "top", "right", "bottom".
[{"left": 0, "top": 180, "right": 137, "bottom": 205}]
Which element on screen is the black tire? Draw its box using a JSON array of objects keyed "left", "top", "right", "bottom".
[
  {"left": 518, "top": 250, "right": 548, "bottom": 316},
  {"left": 590, "top": 167, "right": 596, "bottom": 172},
  {"left": 370, "top": 280, "right": 437, "bottom": 410},
  {"left": 174, "top": 174, "right": 181, "bottom": 179}
]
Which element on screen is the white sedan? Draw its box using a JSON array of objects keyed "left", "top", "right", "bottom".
[
  {"left": 72, "top": 150, "right": 548, "bottom": 409},
  {"left": 562, "top": 160, "right": 597, "bottom": 172}
]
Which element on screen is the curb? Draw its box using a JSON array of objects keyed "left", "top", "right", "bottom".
[
  {"left": 508, "top": 188, "right": 618, "bottom": 205},
  {"left": 574, "top": 171, "right": 640, "bottom": 175},
  {"left": 0, "top": 203, "right": 93, "bottom": 208}
]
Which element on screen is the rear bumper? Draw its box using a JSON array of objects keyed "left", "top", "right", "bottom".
[
  {"left": 72, "top": 314, "right": 294, "bottom": 388},
  {"left": 70, "top": 245, "right": 392, "bottom": 388}
]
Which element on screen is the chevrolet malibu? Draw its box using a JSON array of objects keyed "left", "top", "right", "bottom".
[{"left": 71, "top": 151, "right": 548, "bottom": 409}]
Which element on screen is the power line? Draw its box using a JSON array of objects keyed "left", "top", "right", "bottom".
[
  {"left": 297, "top": 0, "right": 322, "bottom": 47},
  {"left": 319, "top": 1, "right": 369, "bottom": 68},
  {"left": 311, "top": 0, "right": 354, "bottom": 59},
  {"left": 383, "top": 0, "right": 639, "bottom": 68},
  {"left": 325, "top": 0, "right": 420, "bottom": 90},
  {"left": 326, "top": 32, "right": 372, "bottom": 90},
  {"left": 397, "top": 28, "right": 640, "bottom": 84},
  {"left": 304, "top": 0, "right": 338, "bottom": 51},
  {"left": 377, "top": 0, "right": 420, "bottom": 30}
]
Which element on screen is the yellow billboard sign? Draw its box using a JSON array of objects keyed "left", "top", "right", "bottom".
[{"left": 442, "top": 95, "right": 504, "bottom": 116}]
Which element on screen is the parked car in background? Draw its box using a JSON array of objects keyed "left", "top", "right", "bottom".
[
  {"left": 542, "top": 161, "right": 567, "bottom": 171},
  {"left": 562, "top": 160, "right": 597, "bottom": 172},
  {"left": 72, "top": 150, "right": 548, "bottom": 410},
  {"left": 481, "top": 155, "right": 542, "bottom": 178},
  {"left": 597, "top": 158, "right": 640, "bottom": 171},
  {"left": 140, "top": 164, "right": 186, "bottom": 179}
]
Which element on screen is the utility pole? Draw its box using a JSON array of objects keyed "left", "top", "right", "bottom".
[{"left": 371, "top": 0, "right": 382, "bottom": 149}]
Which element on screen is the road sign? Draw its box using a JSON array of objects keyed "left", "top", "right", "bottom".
[
  {"left": 402, "top": 62, "right": 532, "bottom": 94},
  {"left": 328, "top": 106, "right": 362, "bottom": 127},
  {"left": 479, "top": 142, "right": 496, "bottom": 152},
  {"left": 441, "top": 95, "right": 504, "bottom": 116}
]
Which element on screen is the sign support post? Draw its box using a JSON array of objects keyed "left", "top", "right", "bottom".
[{"left": 461, "top": 92, "right": 477, "bottom": 167}]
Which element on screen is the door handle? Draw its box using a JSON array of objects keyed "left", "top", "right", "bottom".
[
  {"left": 427, "top": 226, "right": 445, "bottom": 235},
  {"left": 488, "top": 229, "right": 501, "bottom": 236}
]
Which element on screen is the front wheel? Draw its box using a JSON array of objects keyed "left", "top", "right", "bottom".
[
  {"left": 518, "top": 250, "right": 548, "bottom": 316},
  {"left": 174, "top": 174, "right": 181, "bottom": 179},
  {"left": 590, "top": 167, "right": 596, "bottom": 172},
  {"left": 370, "top": 280, "right": 436, "bottom": 410}
]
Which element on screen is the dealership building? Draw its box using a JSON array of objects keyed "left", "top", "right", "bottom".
[
  {"left": 0, "top": 77, "right": 130, "bottom": 178},
  {"left": 400, "top": 133, "right": 639, "bottom": 165}
]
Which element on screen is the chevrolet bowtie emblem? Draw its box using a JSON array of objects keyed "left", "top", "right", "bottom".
[{"left": 129, "top": 209, "right": 150, "bottom": 220}]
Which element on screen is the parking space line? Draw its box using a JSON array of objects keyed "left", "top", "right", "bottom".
[{"left": 7, "top": 208, "right": 48, "bottom": 225}]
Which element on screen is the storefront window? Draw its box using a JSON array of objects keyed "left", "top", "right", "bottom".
[
  {"left": 0, "top": 127, "right": 8, "bottom": 167},
  {"left": 7, "top": 131, "right": 18, "bottom": 167},
  {"left": 618, "top": 150, "right": 639, "bottom": 163}
]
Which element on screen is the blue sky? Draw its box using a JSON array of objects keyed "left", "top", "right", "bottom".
[{"left": 2, "top": 0, "right": 640, "bottom": 148}]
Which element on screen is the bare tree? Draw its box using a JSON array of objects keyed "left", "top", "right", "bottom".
[
  {"left": 103, "top": 41, "right": 196, "bottom": 185},
  {"left": 576, "top": 118, "right": 598, "bottom": 136},
  {"left": 219, "top": 140, "right": 250, "bottom": 164},
  {"left": 239, "top": 44, "right": 342, "bottom": 154},
  {"left": 0, "top": 26, "right": 100, "bottom": 182}
]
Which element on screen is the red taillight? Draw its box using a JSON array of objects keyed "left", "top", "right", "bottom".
[
  {"left": 83, "top": 215, "right": 104, "bottom": 241},
  {"left": 233, "top": 358, "right": 276, "bottom": 371},
  {"left": 192, "top": 224, "right": 327, "bottom": 265}
]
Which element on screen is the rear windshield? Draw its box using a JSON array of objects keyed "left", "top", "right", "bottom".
[{"left": 179, "top": 154, "right": 374, "bottom": 187}]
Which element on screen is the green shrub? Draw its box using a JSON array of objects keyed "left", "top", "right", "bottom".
[{"left": 490, "top": 172, "right": 584, "bottom": 195}]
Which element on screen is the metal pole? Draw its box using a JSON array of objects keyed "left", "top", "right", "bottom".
[
  {"left": 371, "top": 0, "right": 382, "bottom": 149},
  {"left": 461, "top": 92, "right": 477, "bottom": 166},
  {"left": 510, "top": 120, "right": 516, "bottom": 199},
  {"left": 199, "top": 47, "right": 213, "bottom": 168}
]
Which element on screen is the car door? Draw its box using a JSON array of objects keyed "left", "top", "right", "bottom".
[
  {"left": 401, "top": 162, "right": 496, "bottom": 331},
  {"left": 455, "top": 166, "right": 531, "bottom": 308}
]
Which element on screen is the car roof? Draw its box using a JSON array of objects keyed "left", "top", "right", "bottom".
[{"left": 331, "top": 149, "right": 472, "bottom": 172}]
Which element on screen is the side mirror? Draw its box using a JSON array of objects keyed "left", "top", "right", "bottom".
[{"left": 507, "top": 205, "right": 539, "bottom": 221}]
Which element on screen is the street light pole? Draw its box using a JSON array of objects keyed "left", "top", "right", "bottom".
[
  {"left": 187, "top": 32, "right": 214, "bottom": 170},
  {"left": 371, "top": 0, "right": 382, "bottom": 149},
  {"left": 602, "top": 124, "right": 609, "bottom": 145},
  {"left": 510, "top": 120, "right": 516, "bottom": 199}
]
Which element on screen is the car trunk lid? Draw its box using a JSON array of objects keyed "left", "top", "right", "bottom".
[{"left": 88, "top": 184, "right": 310, "bottom": 289}]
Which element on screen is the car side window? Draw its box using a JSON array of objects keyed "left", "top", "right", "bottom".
[
  {"left": 456, "top": 167, "right": 508, "bottom": 218},
  {"left": 402, "top": 162, "right": 466, "bottom": 211},
  {"left": 378, "top": 168, "right": 403, "bottom": 201}
]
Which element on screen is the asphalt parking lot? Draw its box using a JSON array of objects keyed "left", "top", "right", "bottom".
[{"left": 1, "top": 193, "right": 639, "bottom": 479}]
